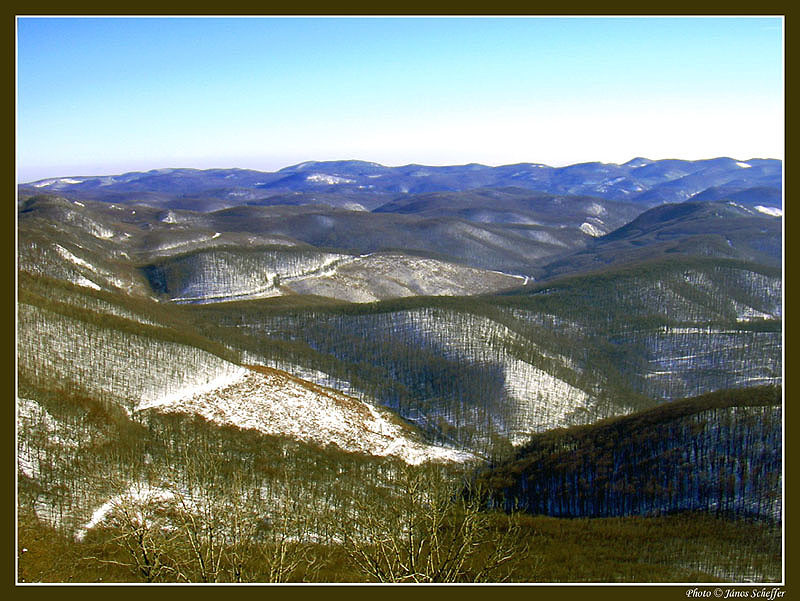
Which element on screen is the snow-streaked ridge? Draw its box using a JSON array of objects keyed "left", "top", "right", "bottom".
[
  {"left": 54, "top": 244, "right": 94, "bottom": 271},
  {"left": 137, "top": 366, "right": 249, "bottom": 411},
  {"left": 138, "top": 364, "right": 473, "bottom": 465}
]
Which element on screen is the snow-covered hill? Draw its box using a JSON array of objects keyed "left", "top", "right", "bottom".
[
  {"left": 139, "top": 364, "right": 471, "bottom": 464},
  {"left": 285, "top": 252, "right": 527, "bottom": 302}
]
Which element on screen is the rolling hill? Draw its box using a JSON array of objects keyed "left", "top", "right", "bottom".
[{"left": 16, "top": 156, "right": 783, "bottom": 583}]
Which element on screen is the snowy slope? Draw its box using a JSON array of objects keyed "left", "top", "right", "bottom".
[
  {"left": 386, "top": 309, "right": 599, "bottom": 440},
  {"left": 18, "top": 298, "right": 468, "bottom": 463},
  {"left": 138, "top": 364, "right": 472, "bottom": 464},
  {"left": 285, "top": 252, "right": 527, "bottom": 302},
  {"left": 145, "top": 248, "right": 350, "bottom": 303},
  {"left": 17, "top": 303, "right": 243, "bottom": 412}
]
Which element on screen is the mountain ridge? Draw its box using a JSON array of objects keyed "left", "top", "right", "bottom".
[{"left": 19, "top": 157, "right": 782, "bottom": 212}]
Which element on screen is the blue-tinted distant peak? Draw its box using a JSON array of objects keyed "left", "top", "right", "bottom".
[
  {"left": 279, "top": 160, "right": 388, "bottom": 174},
  {"left": 623, "top": 157, "right": 654, "bottom": 168}
]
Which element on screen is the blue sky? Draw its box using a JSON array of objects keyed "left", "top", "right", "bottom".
[{"left": 16, "top": 16, "right": 783, "bottom": 181}]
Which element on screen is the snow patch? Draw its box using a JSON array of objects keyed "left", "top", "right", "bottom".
[
  {"left": 306, "top": 173, "right": 355, "bottom": 185},
  {"left": 735, "top": 305, "right": 777, "bottom": 322},
  {"left": 726, "top": 201, "right": 753, "bottom": 214},
  {"left": 18, "top": 397, "right": 75, "bottom": 479},
  {"left": 586, "top": 202, "right": 607, "bottom": 217},
  {"left": 755, "top": 205, "right": 782, "bottom": 217},
  {"left": 154, "top": 233, "right": 222, "bottom": 252},
  {"left": 580, "top": 222, "right": 606, "bottom": 237},
  {"left": 32, "top": 177, "right": 83, "bottom": 187},
  {"left": 89, "top": 223, "right": 115, "bottom": 239},
  {"left": 73, "top": 275, "right": 102, "bottom": 290},
  {"left": 54, "top": 244, "right": 95, "bottom": 272},
  {"left": 736, "top": 161, "right": 752, "bottom": 169}
]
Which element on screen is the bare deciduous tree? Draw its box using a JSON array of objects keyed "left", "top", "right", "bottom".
[
  {"left": 85, "top": 483, "right": 181, "bottom": 583},
  {"left": 340, "top": 462, "right": 535, "bottom": 583}
]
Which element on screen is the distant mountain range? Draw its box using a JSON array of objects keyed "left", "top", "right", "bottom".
[{"left": 19, "top": 157, "right": 782, "bottom": 213}]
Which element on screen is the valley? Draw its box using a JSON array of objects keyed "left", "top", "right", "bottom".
[{"left": 16, "top": 157, "right": 783, "bottom": 583}]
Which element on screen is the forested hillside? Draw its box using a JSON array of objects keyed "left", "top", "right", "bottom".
[
  {"left": 17, "top": 158, "right": 783, "bottom": 583},
  {"left": 186, "top": 256, "right": 780, "bottom": 452},
  {"left": 478, "top": 386, "right": 781, "bottom": 521}
]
